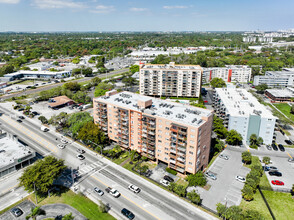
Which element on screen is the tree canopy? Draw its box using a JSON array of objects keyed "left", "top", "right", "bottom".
[
  {"left": 226, "top": 129, "right": 242, "bottom": 145},
  {"left": 210, "top": 77, "right": 226, "bottom": 88}
]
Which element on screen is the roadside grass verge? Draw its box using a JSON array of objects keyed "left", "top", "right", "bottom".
[
  {"left": 28, "top": 190, "right": 115, "bottom": 220},
  {"left": 0, "top": 198, "right": 26, "bottom": 215},
  {"left": 273, "top": 103, "right": 294, "bottom": 122}
]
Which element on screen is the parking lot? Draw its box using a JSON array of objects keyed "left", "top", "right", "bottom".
[
  {"left": 261, "top": 156, "right": 294, "bottom": 191},
  {"left": 0, "top": 200, "right": 35, "bottom": 220},
  {"left": 195, "top": 148, "right": 250, "bottom": 211}
]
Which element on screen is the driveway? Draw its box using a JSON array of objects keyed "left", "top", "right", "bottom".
[
  {"left": 0, "top": 200, "right": 35, "bottom": 220},
  {"left": 194, "top": 148, "right": 250, "bottom": 211}
]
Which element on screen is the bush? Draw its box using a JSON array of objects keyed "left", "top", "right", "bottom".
[
  {"left": 291, "top": 184, "right": 294, "bottom": 196},
  {"left": 166, "top": 167, "right": 177, "bottom": 175},
  {"left": 186, "top": 172, "right": 207, "bottom": 187},
  {"left": 242, "top": 151, "right": 252, "bottom": 164},
  {"left": 187, "top": 190, "right": 201, "bottom": 205},
  {"left": 242, "top": 184, "right": 254, "bottom": 201}
]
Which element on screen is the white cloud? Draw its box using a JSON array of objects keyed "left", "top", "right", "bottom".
[
  {"left": 0, "top": 0, "right": 20, "bottom": 4},
  {"left": 163, "top": 5, "right": 188, "bottom": 9},
  {"left": 32, "top": 0, "right": 85, "bottom": 9},
  {"left": 90, "top": 5, "right": 115, "bottom": 13},
  {"left": 129, "top": 7, "right": 147, "bottom": 12}
]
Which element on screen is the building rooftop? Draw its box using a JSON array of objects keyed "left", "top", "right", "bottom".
[
  {"left": 95, "top": 91, "right": 213, "bottom": 127},
  {"left": 266, "top": 88, "right": 294, "bottom": 98},
  {"left": 0, "top": 132, "right": 34, "bottom": 168},
  {"left": 266, "top": 71, "right": 294, "bottom": 77},
  {"left": 48, "top": 96, "right": 74, "bottom": 108},
  {"left": 215, "top": 88, "right": 275, "bottom": 118},
  {"left": 4, "top": 70, "right": 70, "bottom": 77},
  {"left": 141, "top": 62, "right": 202, "bottom": 71}
]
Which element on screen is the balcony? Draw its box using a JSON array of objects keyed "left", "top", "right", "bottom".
[
  {"left": 170, "top": 159, "right": 176, "bottom": 164},
  {"left": 177, "top": 157, "right": 185, "bottom": 163},
  {"left": 148, "top": 150, "right": 155, "bottom": 155},
  {"left": 170, "top": 149, "right": 176, "bottom": 154},
  {"left": 177, "top": 147, "right": 186, "bottom": 153},
  {"left": 142, "top": 148, "right": 147, "bottom": 152}
]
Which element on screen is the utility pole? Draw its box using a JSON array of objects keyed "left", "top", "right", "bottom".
[{"left": 33, "top": 182, "right": 38, "bottom": 204}]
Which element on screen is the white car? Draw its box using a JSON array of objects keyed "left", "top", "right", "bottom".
[
  {"left": 236, "top": 176, "right": 246, "bottom": 183},
  {"left": 219, "top": 154, "right": 229, "bottom": 160},
  {"left": 61, "top": 139, "right": 68, "bottom": 144},
  {"left": 57, "top": 144, "right": 66, "bottom": 149},
  {"left": 109, "top": 188, "right": 120, "bottom": 198},
  {"left": 77, "top": 148, "right": 85, "bottom": 154},
  {"left": 76, "top": 154, "right": 85, "bottom": 160},
  {"left": 94, "top": 187, "right": 104, "bottom": 196},
  {"left": 160, "top": 179, "right": 170, "bottom": 187},
  {"left": 128, "top": 184, "right": 140, "bottom": 193}
]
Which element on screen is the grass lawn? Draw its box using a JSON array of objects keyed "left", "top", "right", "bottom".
[
  {"left": 111, "top": 151, "right": 130, "bottom": 164},
  {"left": 28, "top": 190, "right": 115, "bottom": 220},
  {"left": 176, "top": 178, "right": 189, "bottom": 188},
  {"left": 141, "top": 161, "right": 157, "bottom": 170},
  {"left": 263, "top": 190, "right": 294, "bottom": 220},
  {"left": 240, "top": 190, "right": 272, "bottom": 220},
  {"left": 284, "top": 145, "right": 294, "bottom": 149},
  {"left": 273, "top": 103, "right": 294, "bottom": 121}
]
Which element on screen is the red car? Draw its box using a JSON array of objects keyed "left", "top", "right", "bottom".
[
  {"left": 204, "top": 100, "right": 208, "bottom": 103},
  {"left": 271, "top": 180, "right": 284, "bottom": 185}
]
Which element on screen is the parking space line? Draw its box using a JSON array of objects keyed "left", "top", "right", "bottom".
[{"left": 287, "top": 152, "right": 293, "bottom": 159}]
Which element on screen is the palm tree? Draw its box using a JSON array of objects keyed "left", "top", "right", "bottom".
[{"left": 26, "top": 206, "right": 45, "bottom": 220}]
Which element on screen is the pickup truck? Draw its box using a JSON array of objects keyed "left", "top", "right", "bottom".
[{"left": 105, "top": 187, "right": 120, "bottom": 198}]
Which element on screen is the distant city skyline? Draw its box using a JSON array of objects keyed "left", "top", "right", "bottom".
[{"left": 0, "top": 0, "right": 293, "bottom": 32}]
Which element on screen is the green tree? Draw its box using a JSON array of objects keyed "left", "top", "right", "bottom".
[
  {"left": 225, "top": 206, "right": 243, "bottom": 220},
  {"left": 77, "top": 121, "right": 107, "bottom": 145},
  {"left": 72, "top": 57, "right": 80, "bottom": 64},
  {"left": 19, "top": 156, "right": 66, "bottom": 195},
  {"left": 187, "top": 190, "right": 201, "bottom": 205},
  {"left": 174, "top": 184, "right": 187, "bottom": 197},
  {"left": 26, "top": 206, "right": 45, "bottom": 220},
  {"left": 226, "top": 129, "right": 242, "bottom": 145},
  {"left": 291, "top": 184, "right": 294, "bottom": 196},
  {"left": 255, "top": 84, "right": 268, "bottom": 94},
  {"left": 249, "top": 134, "right": 263, "bottom": 149},
  {"left": 94, "top": 88, "right": 107, "bottom": 97},
  {"left": 186, "top": 172, "right": 207, "bottom": 187},
  {"left": 38, "top": 116, "right": 48, "bottom": 124},
  {"left": 48, "top": 112, "right": 69, "bottom": 127},
  {"left": 168, "top": 182, "right": 177, "bottom": 192},
  {"left": 63, "top": 82, "right": 81, "bottom": 91},
  {"left": 72, "top": 91, "right": 91, "bottom": 104},
  {"left": 130, "top": 65, "right": 139, "bottom": 74},
  {"left": 138, "top": 165, "right": 148, "bottom": 175},
  {"left": 98, "top": 201, "right": 108, "bottom": 213},
  {"left": 91, "top": 77, "right": 102, "bottom": 86},
  {"left": 291, "top": 105, "right": 294, "bottom": 114},
  {"left": 210, "top": 77, "right": 226, "bottom": 88},
  {"left": 262, "top": 156, "right": 271, "bottom": 165},
  {"left": 246, "top": 178, "right": 258, "bottom": 192},
  {"left": 242, "top": 151, "right": 252, "bottom": 164},
  {"left": 213, "top": 116, "right": 228, "bottom": 139},
  {"left": 67, "top": 112, "right": 93, "bottom": 137},
  {"left": 216, "top": 203, "right": 227, "bottom": 217},
  {"left": 241, "top": 184, "right": 254, "bottom": 201},
  {"left": 0, "top": 64, "right": 14, "bottom": 76},
  {"left": 243, "top": 210, "right": 264, "bottom": 220}
]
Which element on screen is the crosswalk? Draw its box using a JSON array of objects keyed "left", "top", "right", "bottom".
[{"left": 78, "top": 160, "right": 106, "bottom": 176}]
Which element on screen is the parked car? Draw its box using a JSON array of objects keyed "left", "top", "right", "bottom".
[
  {"left": 271, "top": 180, "right": 284, "bottom": 185},
  {"left": 205, "top": 172, "right": 217, "bottom": 180},
  {"left": 18, "top": 116, "right": 25, "bottom": 119},
  {"left": 160, "top": 179, "right": 170, "bottom": 187},
  {"left": 76, "top": 154, "right": 85, "bottom": 160},
  {"left": 94, "top": 187, "right": 104, "bottom": 196},
  {"left": 32, "top": 111, "right": 39, "bottom": 116},
  {"left": 128, "top": 184, "right": 140, "bottom": 193},
  {"left": 77, "top": 148, "right": 85, "bottom": 154},
  {"left": 262, "top": 166, "right": 270, "bottom": 171},
  {"left": 18, "top": 108, "right": 24, "bottom": 111},
  {"left": 57, "top": 144, "right": 66, "bottom": 149},
  {"left": 235, "top": 176, "right": 246, "bottom": 183},
  {"left": 266, "top": 145, "right": 272, "bottom": 150},
  {"left": 271, "top": 143, "right": 278, "bottom": 151},
  {"left": 163, "top": 175, "right": 174, "bottom": 182},
  {"left": 16, "top": 119, "right": 22, "bottom": 123},
  {"left": 219, "top": 154, "right": 229, "bottom": 160},
  {"left": 268, "top": 166, "right": 278, "bottom": 171},
  {"left": 11, "top": 208, "right": 23, "bottom": 217},
  {"left": 144, "top": 169, "right": 152, "bottom": 177},
  {"left": 61, "top": 139, "right": 68, "bottom": 144},
  {"left": 121, "top": 208, "right": 135, "bottom": 220},
  {"left": 285, "top": 139, "right": 293, "bottom": 145},
  {"left": 269, "top": 171, "right": 282, "bottom": 177},
  {"left": 278, "top": 144, "right": 285, "bottom": 152},
  {"left": 288, "top": 158, "right": 294, "bottom": 163}
]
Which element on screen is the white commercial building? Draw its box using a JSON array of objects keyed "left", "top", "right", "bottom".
[
  {"left": 4, "top": 70, "right": 71, "bottom": 81},
  {"left": 213, "top": 88, "right": 276, "bottom": 145},
  {"left": 139, "top": 62, "right": 202, "bottom": 97},
  {"left": 202, "top": 65, "right": 252, "bottom": 83},
  {"left": 253, "top": 70, "right": 294, "bottom": 88}
]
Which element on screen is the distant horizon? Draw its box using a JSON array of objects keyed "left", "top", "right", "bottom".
[{"left": 0, "top": 0, "right": 293, "bottom": 32}]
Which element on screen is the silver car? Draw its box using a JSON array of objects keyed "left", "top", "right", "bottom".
[
  {"left": 219, "top": 154, "right": 229, "bottom": 160},
  {"left": 205, "top": 172, "right": 217, "bottom": 180}
]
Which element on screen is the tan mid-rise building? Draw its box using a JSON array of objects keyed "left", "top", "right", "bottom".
[
  {"left": 93, "top": 90, "right": 213, "bottom": 174},
  {"left": 139, "top": 62, "right": 202, "bottom": 98}
]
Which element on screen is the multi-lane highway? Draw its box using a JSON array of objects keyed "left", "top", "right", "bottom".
[
  {"left": 1, "top": 68, "right": 128, "bottom": 101},
  {"left": 0, "top": 106, "right": 217, "bottom": 220}
]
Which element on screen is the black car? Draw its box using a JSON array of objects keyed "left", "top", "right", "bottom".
[
  {"left": 19, "top": 116, "right": 25, "bottom": 119},
  {"left": 262, "top": 166, "right": 270, "bottom": 171},
  {"left": 163, "top": 175, "right": 174, "bottom": 182},
  {"left": 18, "top": 108, "right": 24, "bottom": 111},
  {"left": 144, "top": 169, "right": 152, "bottom": 177},
  {"left": 11, "top": 208, "right": 23, "bottom": 217},
  {"left": 16, "top": 119, "right": 22, "bottom": 123},
  {"left": 285, "top": 139, "right": 293, "bottom": 145},
  {"left": 269, "top": 171, "right": 282, "bottom": 177},
  {"left": 121, "top": 208, "right": 135, "bottom": 220},
  {"left": 278, "top": 144, "right": 285, "bottom": 152},
  {"left": 271, "top": 143, "right": 278, "bottom": 151},
  {"left": 32, "top": 111, "right": 39, "bottom": 116}
]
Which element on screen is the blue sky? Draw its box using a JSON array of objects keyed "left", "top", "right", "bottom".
[{"left": 0, "top": 0, "right": 293, "bottom": 32}]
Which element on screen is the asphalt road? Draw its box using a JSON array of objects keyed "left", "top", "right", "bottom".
[
  {"left": 0, "top": 106, "right": 216, "bottom": 220},
  {"left": 1, "top": 68, "right": 128, "bottom": 100}
]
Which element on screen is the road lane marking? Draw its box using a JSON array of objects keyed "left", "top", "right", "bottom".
[
  {"left": 1, "top": 115, "right": 57, "bottom": 153},
  {"left": 1, "top": 183, "right": 19, "bottom": 195},
  {"left": 287, "top": 152, "right": 293, "bottom": 159},
  {"left": 90, "top": 175, "right": 160, "bottom": 220}
]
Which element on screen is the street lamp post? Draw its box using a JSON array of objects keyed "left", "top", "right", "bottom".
[{"left": 88, "top": 140, "right": 103, "bottom": 156}]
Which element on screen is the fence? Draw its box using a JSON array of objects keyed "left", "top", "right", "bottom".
[{"left": 258, "top": 186, "right": 276, "bottom": 220}]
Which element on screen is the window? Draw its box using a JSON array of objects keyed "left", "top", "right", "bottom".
[
  {"left": 165, "top": 121, "right": 170, "bottom": 125},
  {"left": 158, "top": 130, "right": 162, "bottom": 133},
  {"left": 189, "top": 151, "right": 193, "bottom": 155},
  {"left": 165, "top": 152, "right": 168, "bottom": 155},
  {"left": 164, "top": 157, "right": 168, "bottom": 161},
  {"left": 165, "top": 127, "right": 169, "bottom": 130},
  {"left": 165, "top": 132, "right": 169, "bottom": 135},
  {"left": 189, "top": 162, "right": 193, "bottom": 165},
  {"left": 190, "top": 145, "right": 194, "bottom": 149},
  {"left": 191, "top": 129, "right": 195, "bottom": 133},
  {"left": 190, "top": 140, "right": 195, "bottom": 144},
  {"left": 190, "top": 134, "right": 195, "bottom": 138},
  {"left": 158, "top": 149, "right": 161, "bottom": 152},
  {"left": 158, "top": 135, "right": 162, "bottom": 138},
  {"left": 159, "top": 125, "right": 162, "bottom": 128},
  {"left": 165, "top": 147, "right": 169, "bottom": 151},
  {"left": 158, "top": 140, "right": 162, "bottom": 143}
]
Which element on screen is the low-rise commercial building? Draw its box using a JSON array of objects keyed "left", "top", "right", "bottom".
[
  {"left": 265, "top": 87, "right": 294, "bottom": 102},
  {"left": 4, "top": 70, "right": 71, "bottom": 81},
  {"left": 253, "top": 70, "right": 294, "bottom": 88},
  {"left": 0, "top": 131, "right": 36, "bottom": 178},
  {"left": 48, "top": 96, "right": 75, "bottom": 109},
  {"left": 213, "top": 88, "right": 276, "bottom": 145},
  {"left": 93, "top": 91, "right": 213, "bottom": 174},
  {"left": 202, "top": 65, "right": 252, "bottom": 83},
  {"left": 139, "top": 62, "right": 202, "bottom": 98}
]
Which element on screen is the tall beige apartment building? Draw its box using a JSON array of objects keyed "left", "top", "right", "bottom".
[
  {"left": 93, "top": 90, "right": 213, "bottom": 174},
  {"left": 139, "top": 62, "right": 202, "bottom": 97}
]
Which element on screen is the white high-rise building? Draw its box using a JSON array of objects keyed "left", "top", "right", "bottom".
[
  {"left": 139, "top": 62, "right": 202, "bottom": 97},
  {"left": 213, "top": 88, "right": 276, "bottom": 145}
]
